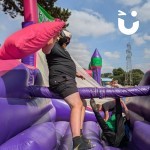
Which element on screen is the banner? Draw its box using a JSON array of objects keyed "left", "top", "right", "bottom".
[{"left": 38, "top": 4, "right": 54, "bottom": 22}]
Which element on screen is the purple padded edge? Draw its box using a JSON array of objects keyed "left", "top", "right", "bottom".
[
  {"left": 0, "top": 64, "right": 53, "bottom": 145},
  {"left": 0, "top": 122, "right": 56, "bottom": 150},
  {"left": 0, "top": 62, "right": 43, "bottom": 97},
  {"left": 0, "top": 97, "right": 52, "bottom": 145},
  {"left": 0, "top": 64, "right": 29, "bottom": 98},
  {"left": 131, "top": 121, "right": 150, "bottom": 150}
]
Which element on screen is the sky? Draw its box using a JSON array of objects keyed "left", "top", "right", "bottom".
[{"left": 0, "top": 0, "right": 150, "bottom": 73}]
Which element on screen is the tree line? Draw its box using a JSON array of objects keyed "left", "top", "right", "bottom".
[{"left": 101, "top": 68, "right": 144, "bottom": 86}]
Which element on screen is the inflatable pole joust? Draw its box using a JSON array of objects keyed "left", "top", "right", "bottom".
[
  {"left": 26, "top": 85, "right": 150, "bottom": 99},
  {"left": 21, "top": 0, "right": 38, "bottom": 66},
  {"left": 91, "top": 49, "right": 102, "bottom": 85}
]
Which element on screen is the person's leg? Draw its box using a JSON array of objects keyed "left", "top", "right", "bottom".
[
  {"left": 80, "top": 99, "right": 87, "bottom": 131},
  {"left": 115, "top": 98, "right": 123, "bottom": 132},
  {"left": 49, "top": 77, "right": 91, "bottom": 149},
  {"left": 64, "top": 93, "right": 91, "bottom": 149},
  {"left": 90, "top": 99, "right": 111, "bottom": 131},
  {"left": 90, "top": 99, "right": 116, "bottom": 145},
  {"left": 64, "top": 92, "right": 82, "bottom": 138},
  {"left": 115, "top": 98, "right": 125, "bottom": 133},
  {"left": 114, "top": 98, "right": 126, "bottom": 147},
  {"left": 117, "top": 98, "right": 130, "bottom": 147},
  {"left": 80, "top": 99, "right": 94, "bottom": 147}
]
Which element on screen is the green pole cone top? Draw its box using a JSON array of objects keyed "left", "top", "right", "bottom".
[{"left": 91, "top": 49, "right": 102, "bottom": 68}]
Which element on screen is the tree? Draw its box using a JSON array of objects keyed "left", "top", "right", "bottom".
[
  {"left": 112, "top": 68, "right": 125, "bottom": 85},
  {"left": 113, "top": 68, "right": 125, "bottom": 76},
  {"left": 112, "top": 68, "right": 144, "bottom": 86},
  {"left": 103, "top": 68, "right": 144, "bottom": 86},
  {"left": 0, "top": 0, "right": 71, "bottom": 22},
  {"left": 101, "top": 73, "right": 112, "bottom": 78},
  {"left": 132, "top": 69, "right": 144, "bottom": 85}
]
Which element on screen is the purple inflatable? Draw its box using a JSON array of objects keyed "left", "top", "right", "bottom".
[{"left": 0, "top": 60, "right": 150, "bottom": 149}]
